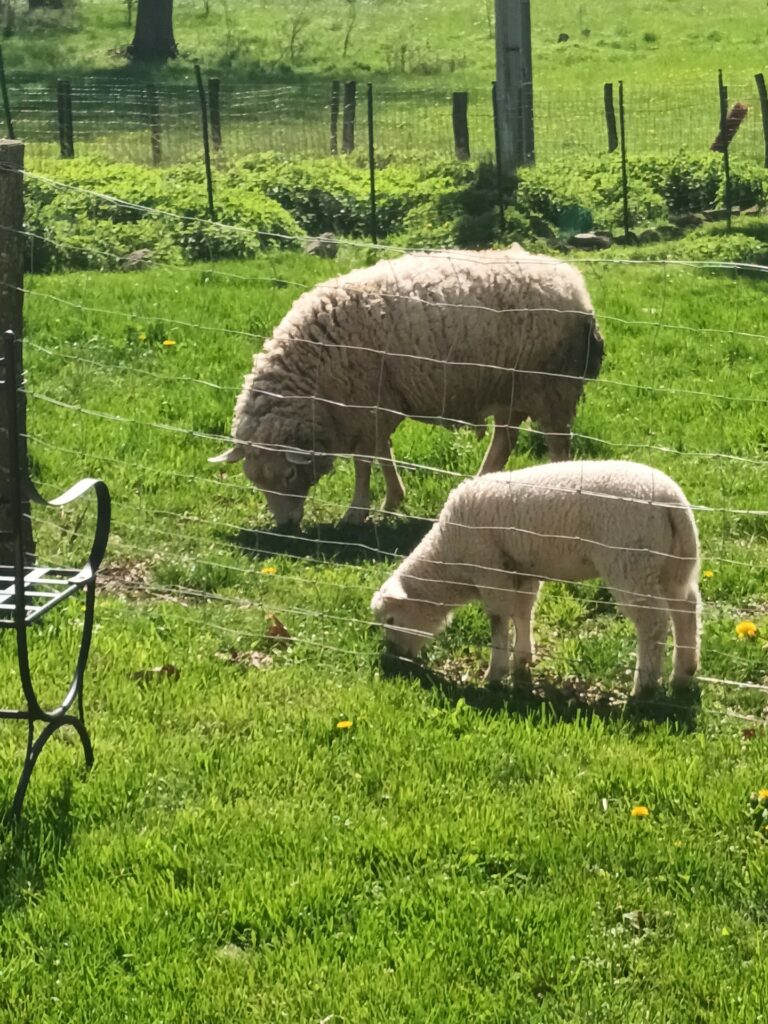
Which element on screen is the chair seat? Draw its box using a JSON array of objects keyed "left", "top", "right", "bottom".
[{"left": 0, "top": 565, "right": 92, "bottom": 627}]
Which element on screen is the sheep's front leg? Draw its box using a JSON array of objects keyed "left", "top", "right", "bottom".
[
  {"left": 478, "top": 412, "right": 525, "bottom": 475},
  {"left": 342, "top": 457, "right": 373, "bottom": 525},
  {"left": 484, "top": 613, "right": 510, "bottom": 683}
]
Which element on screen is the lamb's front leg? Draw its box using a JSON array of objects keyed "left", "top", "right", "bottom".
[
  {"left": 485, "top": 613, "right": 511, "bottom": 683},
  {"left": 342, "top": 456, "right": 373, "bottom": 525},
  {"left": 510, "top": 581, "right": 540, "bottom": 679}
]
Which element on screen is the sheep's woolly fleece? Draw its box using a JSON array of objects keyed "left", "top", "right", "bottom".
[{"left": 229, "top": 247, "right": 604, "bottom": 460}]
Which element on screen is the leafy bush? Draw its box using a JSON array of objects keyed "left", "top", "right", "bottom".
[{"left": 24, "top": 159, "right": 301, "bottom": 272}]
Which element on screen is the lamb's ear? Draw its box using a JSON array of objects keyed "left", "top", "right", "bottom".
[
  {"left": 379, "top": 577, "right": 409, "bottom": 602},
  {"left": 285, "top": 450, "right": 313, "bottom": 466},
  {"left": 209, "top": 445, "right": 245, "bottom": 464}
]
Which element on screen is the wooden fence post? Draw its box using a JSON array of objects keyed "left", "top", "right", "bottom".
[
  {"left": 452, "top": 91, "right": 470, "bottom": 160},
  {"left": 604, "top": 82, "right": 618, "bottom": 152},
  {"left": 342, "top": 80, "right": 356, "bottom": 154},
  {"left": 57, "top": 79, "right": 74, "bottom": 159},
  {"left": 0, "top": 139, "right": 33, "bottom": 565},
  {"left": 146, "top": 83, "right": 162, "bottom": 166},
  {"left": 329, "top": 80, "right": 340, "bottom": 155},
  {"left": 208, "top": 77, "right": 222, "bottom": 149},
  {"left": 755, "top": 73, "right": 768, "bottom": 169}
]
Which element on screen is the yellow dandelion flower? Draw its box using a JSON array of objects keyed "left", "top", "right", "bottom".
[
  {"left": 702, "top": 569, "right": 714, "bottom": 579},
  {"left": 630, "top": 805, "right": 650, "bottom": 818},
  {"left": 336, "top": 720, "right": 353, "bottom": 730},
  {"left": 137, "top": 331, "right": 147, "bottom": 341},
  {"left": 162, "top": 338, "right": 176, "bottom": 347},
  {"left": 260, "top": 566, "right": 277, "bottom": 575},
  {"left": 758, "top": 788, "right": 768, "bottom": 801},
  {"left": 735, "top": 620, "right": 758, "bottom": 640}
]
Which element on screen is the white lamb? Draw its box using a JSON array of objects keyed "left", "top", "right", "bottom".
[
  {"left": 371, "top": 460, "right": 701, "bottom": 696},
  {"left": 211, "top": 247, "right": 604, "bottom": 529}
]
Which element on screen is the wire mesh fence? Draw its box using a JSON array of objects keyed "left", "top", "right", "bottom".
[
  {"left": 1, "top": 164, "right": 767, "bottom": 725},
  {"left": 3, "top": 71, "right": 768, "bottom": 167}
]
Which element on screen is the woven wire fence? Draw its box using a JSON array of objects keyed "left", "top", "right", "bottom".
[
  {"left": 3, "top": 166, "right": 768, "bottom": 728},
  {"left": 4, "top": 72, "right": 768, "bottom": 166}
]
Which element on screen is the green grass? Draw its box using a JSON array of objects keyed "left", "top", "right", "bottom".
[
  {"left": 1, "top": 247, "right": 768, "bottom": 1019},
  {"left": 3, "top": 1, "right": 768, "bottom": 164}
]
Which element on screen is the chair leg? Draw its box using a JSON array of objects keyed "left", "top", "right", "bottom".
[{"left": 9, "top": 715, "right": 94, "bottom": 822}]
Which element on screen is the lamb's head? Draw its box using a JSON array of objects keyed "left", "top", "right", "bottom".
[
  {"left": 209, "top": 442, "right": 334, "bottom": 530},
  {"left": 371, "top": 575, "right": 451, "bottom": 660}
]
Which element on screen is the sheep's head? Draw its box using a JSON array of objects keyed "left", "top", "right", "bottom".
[
  {"left": 209, "top": 443, "right": 334, "bottom": 530},
  {"left": 370, "top": 576, "right": 450, "bottom": 660}
]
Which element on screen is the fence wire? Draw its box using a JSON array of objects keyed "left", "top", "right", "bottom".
[{"left": 3, "top": 172, "right": 768, "bottom": 721}]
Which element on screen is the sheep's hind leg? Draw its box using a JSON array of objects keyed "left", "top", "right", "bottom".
[
  {"left": 510, "top": 580, "right": 540, "bottom": 680},
  {"left": 539, "top": 413, "right": 572, "bottom": 462},
  {"left": 612, "top": 589, "right": 670, "bottom": 697},
  {"left": 378, "top": 441, "right": 405, "bottom": 513},
  {"left": 485, "top": 613, "right": 511, "bottom": 683},
  {"left": 478, "top": 411, "right": 525, "bottom": 475},
  {"left": 342, "top": 457, "right": 373, "bottom": 526},
  {"left": 668, "top": 586, "right": 700, "bottom": 691}
]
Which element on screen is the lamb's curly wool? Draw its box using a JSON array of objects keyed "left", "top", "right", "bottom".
[
  {"left": 215, "top": 247, "right": 604, "bottom": 527},
  {"left": 372, "top": 460, "right": 701, "bottom": 696}
]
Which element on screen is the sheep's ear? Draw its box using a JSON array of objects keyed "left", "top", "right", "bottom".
[
  {"left": 209, "top": 445, "right": 245, "bottom": 464},
  {"left": 285, "top": 450, "right": 313, "bottom": 466}
]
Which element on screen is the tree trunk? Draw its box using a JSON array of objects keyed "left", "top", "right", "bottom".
[{"left": 129, "top": 0, "right": 177, "bottom": 61}]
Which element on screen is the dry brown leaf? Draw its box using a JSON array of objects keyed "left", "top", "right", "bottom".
[{"left": 130, "top": 664, "right": 180, "bottom": 684}]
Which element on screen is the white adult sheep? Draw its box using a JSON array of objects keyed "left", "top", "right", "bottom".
[
  {"left": 211, "top": 247, "right": 604, "bottom": 529},
  {"left": 371, "top": 460, "right": 701, "bottom": 697}
]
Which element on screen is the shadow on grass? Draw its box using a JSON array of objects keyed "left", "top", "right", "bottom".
[
  {"left": 381, "top": 652, "right": 701, "bottom": 733},
  {"left": 232, "top": 516, "right": 432, "bottom": 565},
  {"left": 0, "top": 777, "right": 77, "bottom": 912}
]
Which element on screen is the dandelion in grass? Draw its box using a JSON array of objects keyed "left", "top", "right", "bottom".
[
  {"left": 336, "top": 720, "right": 353, "bottom": 730},
  {"left": 162, "top": 338, "right": 176, "bottom": 347},
  {"left": 702, "top": 569, "right": 714, "bottom": 580},
  {"left": 138, "top": 331, "right": 147, "bottom": 342},
  {"left": 260, "top": 566, "right": 277, "bottom": 575},
  {"left": 630, "top": 805, "right": 650, "bottom": 818},
  {"left": 735, "top": 620, "right": 758, "bottom": 640},
  {"left": 759, "top": 789, "right": 768, "bottom": 802}
]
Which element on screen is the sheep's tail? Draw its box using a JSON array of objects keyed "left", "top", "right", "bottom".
[
  {"left": 583, "top": 316, "right": 605, "bottom": 381},
  {"left": 664, "top": 500, "right": 700, "bottom": 590}
]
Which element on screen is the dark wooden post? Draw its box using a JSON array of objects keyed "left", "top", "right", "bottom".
[
  {"left": 146, "top": 83, "right": 162, "bottom": 166},
  {"left": 0, "top": 47, "right": 15, "bottom": 140},
  {"left": 0, "top": 140, "right": 33, "bottom": 565},
  {"left": 57, "top": 79, "right": 74, "bottom": 159},
  {"left": 604, "top": 82, "right": 618, "bottom": 152},
  {"left": 194, "top": 63, "right": 215, "bottom": 221},
  {"left": 367, "top": 83, "right": 377, "bottom": 244},
  {"left": 208, "top": 77, "right": 222, "bottom": 149},
  {"left": 718, "top": 71, "right": 732, "bottom": 234},
  {"left": 618, "top": 80, "right": 630, "bottom": 238},
  {"left": 491, "top": 81, "right": 505, "bottom": 233},
  {"left": 342, "top": 80, "right": 356, "bottom": 154},
  {"left": 329, "top": 80, "right": 340, "bottom": 155},
  {"left": 755, "top": 73, "right": 768, "bottom": 169},
  {"left": 452, "top": 91, "right": 470, "bottom": 160}
]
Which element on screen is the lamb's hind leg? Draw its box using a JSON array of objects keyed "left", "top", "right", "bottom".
[
  {"left": 611, "top": 589, "right": 670, "bottom": 697},
  {"left": 668, "top": 585, "right": 700, "bottom": 691},
  {"left": 478, "top": 411, "right": 525, "bottom": 475}
]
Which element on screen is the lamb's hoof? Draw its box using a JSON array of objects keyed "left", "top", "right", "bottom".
[
  {"left": 669, "top": 675, "right": 701, "bottom": 703},
  {"left": 381, "top": 499, "right": 404, "bottom": 515}
]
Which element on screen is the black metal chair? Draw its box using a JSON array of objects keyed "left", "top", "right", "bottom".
[{"left": 1, "top": 329, "right": 111, "bottom": 821}]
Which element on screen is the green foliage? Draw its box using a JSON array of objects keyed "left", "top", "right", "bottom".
[{"left": 24, "top": 159, "right": 301, "bottom": 272}]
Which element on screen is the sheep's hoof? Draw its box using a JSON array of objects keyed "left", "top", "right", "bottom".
[
  {"left": 341, "top": 508, "right": 368, "bottom": 527},
  {"left": 669, "top": 674, "right": 701, "bottom": 702}
]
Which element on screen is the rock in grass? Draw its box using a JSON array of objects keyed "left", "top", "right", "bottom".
[
  {"left": 569, "top": 231, "right": 612, "bottom": 250},
  {"left": 303, "top": 232, "right": 339, "bottom": 258},
  {"left": 119, "top": 248, "right": 154, "bottom": 271}
]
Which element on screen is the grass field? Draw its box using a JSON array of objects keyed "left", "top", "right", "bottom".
[
  {"left": 1, "top": 244, "right": 767, "bottom": 1020},
  {"left": 3, "top": 1, "right": 768, "bottom": 165}
]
